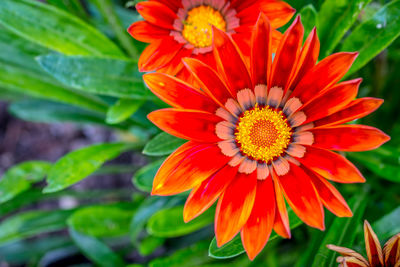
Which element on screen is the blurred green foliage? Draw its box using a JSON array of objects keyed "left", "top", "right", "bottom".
[{"left": 0, "top": 0, "right": 399, "bottom": 266}]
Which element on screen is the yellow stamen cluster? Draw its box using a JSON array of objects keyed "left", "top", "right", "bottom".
[
  {"left": 182, "top": 5, "right": 227, "bottom": 48},
  {"left": 236, "top": 105, "right": 292, "bottom": 162}
]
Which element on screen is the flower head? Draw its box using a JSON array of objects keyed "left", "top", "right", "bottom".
[
  {"left": 328, "top": 221, "right": 400, "bottom": 267},
  {"left": 145, "top": 14, "right": 390, "bottom": 259},
  {"left": 128, "top": 0, "right": 295, "bottom": 77}
]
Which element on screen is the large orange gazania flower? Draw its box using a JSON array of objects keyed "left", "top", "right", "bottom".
[
  {"left": 128, "top": 0, "right": 295, "bottom": 77},
  {"left": 145, "top": 14, "right": 390, "bottom": 259},
  {"left": 328, "top": 221, "right": 400, "bottom": 267}
]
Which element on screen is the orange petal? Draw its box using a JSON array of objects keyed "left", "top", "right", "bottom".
[
  {"left": 153, "top": 144, "right": 230, "bottom": 195},
  {"left": 138, "top": 37, "right": 183, "bottom": 72},
  {"left": 301, "top": 78, "right": 362, "bottom": 125},
  {"left": 270, "top": 16, "right": 304, "bottom": 91},
  {"left": 308, "top": 171, "right": 352, "bottom": 217},
  {"left": 212, "top": 27, "right": 253, "bottom": 95},
  {"left": 183, "top": 165, "right": 238, "bottom": 222},
  {"left": 288, "top": 27, "right": 320, "bottom": 91},
  {"left": 314, "top": 97, "right": 384, "bottom": 128},
  {"left": 277, "top": 163, "right": 325, "bottom": 230},
  {"left": 311, "top": 125, "right": 390, "bottom": 152},
  {"left": 215, "top": 172, "right": 257, "bottom": 247},
  {"left": 127, "top": 21, "right": 169, "bottom": 43},
  {"left": 383, "top": 233, "right": 400, "bottom": 267},
  {"left": 364, "top": 220, "right": 384, "bottom": 266},
  {"left": 149, "top": 0, "right": 182, "bottom": 12},
  {"left": 157, "top": 47, "right": 192, "bottom": 76},
  {"left": 136, "top": 1, "right": 176, "bottom": 30},
  {"left": 272, "top": 169, "right": 291, "bottom": 238},
  {"left": 148, "top": 108, "right": 222, "bottom": 143},
  {"left": 250, "top": 13, "right": 272, "bottom": 86},
  {"left": 298, "top": 146, "right": 365, "bottom": 183},
  {"left": 143, "top": 73, "right": 218, "bottom": 113},
  {"left": 241, "top": 178, "right": 276, "bottom": 260},
  {"left": 183, "top": 58, "right": 233, "bottom": 106},
  {"left": 291, "top": 52, "right": 358, "bottom": 104}
]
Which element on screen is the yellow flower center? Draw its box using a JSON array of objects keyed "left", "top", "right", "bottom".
[
  {"left": 182, "top": 5, "right": 227, "bottom": 48},
  {"left": 236, "top": 105, "right": 292, "bottom": 162}
]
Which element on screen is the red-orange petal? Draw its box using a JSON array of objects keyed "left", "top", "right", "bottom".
[
  {"left": 138, "top": 37, "right": 183, "bottom": 72},
  {"left": 183, "top": 165, "right": 238, "bottom": 222},
  {"left": 298, "top": 146, "right": 365, "bottom": 183},
  {"left": 364, "top": 220, "right": 384, "bottom": 266},
  {"left": 307, "top": 170, "right": 352, "bottom": 217},
  {"left": 143, "top": 73, "right": 218, "bottom": 113},
  {"left": 157, "top": 47, "right": 192, "bottom": 76},
  {"left": 291, "top": 52, "right": 358, "bottom": 104},
  {"left": 212, "top": 27, "right": 253, "bottom": 95},
  {"left": 270, "top": 16, "right": 304, "bottom": 91},
  {"left": 311, "top": 125, "right": 390, "bottom": 152},
  {"left": 148, "top": 109, "right": 222, "bottom": 143},
  {"left": 215, "top": 172, "right": 257, "bottom": 247},
  {"left": 301, "top": 78, "right": 362, "bottom": 124},
  {"left": 272, "top": 169, "right": 291, "bottom": 238},
  {"left": 128, "top": 21, "right": 170, "bottom": 43},
  {"left": 183, "top": 58, "right": 233, "bottom": 106},
  {"left": 383, "top": 233, "right": 400, "bottom": 266},
  {"left": 149, "top": 0, "right": 182, "bottom": 12},
  {"left": 250, "top": 13, "right": 272, "bottom": 86},
  {"left": 241, "top": 178, "right": 276, "bottom": 260},
  {"left": 136, "top": 1, "right": 176, "bottom": 30},
  {"left": 314, "top": 97, "right": 384, "bottom": 128},
  {"left": 287, "top": 27, "right": 320, "bottom": 91},
  {"left": 153, "top": 144, "right": 230, "bottom": 195},
  {"left": 277, "top": 163, "right": 325, "bottom": 230}
]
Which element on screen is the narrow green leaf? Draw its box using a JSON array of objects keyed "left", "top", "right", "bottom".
[
  {"left": 373, "top": 206, "right": 400, "bottom": 241},
  {"left": 68, "top": 204, "right": 135, "bottom": 237},
  {"left": 46, "top": 0, "right": 88, "bottom": 20},
  {"left": 0, "top": 161, "right": 51, "bottom": 204},
  {"left": 208, "top": 208, "right": 303, "bottom": 259},
  {"left": 37, "top": 54, "right": 151, "bottom": 99},
  {"left": 138, "top": 236, "right": 165, "bottom": 256},
  {"left": 318, "top": 0, "right": 371, "bottom": 57},
  {"left": 132, "top": 159, "right": 164, "bottom": 192},
  {"left": 69, "top": 228, "right": 125, "bottom": 267},
  {"left": 311, "top": 193, "right": 368, "bottom": 267},
  {"left": 143, "top": 132, "right": 186, "bottom": 156},
  {"left": 147, "top": 205, "right": 214, "bottom": 238},
  {"left": 44, "top": 143, "right": 130, "bottom": 193},
  {"left": 343, "top": 0, "right": 400, "bottom": 75},
  {"left": 0, "top": 0, "right": 124, "bottom": 57},
  {"left": 0, "top": 209, "right": 74, "bottom": 245},
  {"left": 299, "top": 4, "right": 318, "bottom": 36},
  {"left": 106, "top": 99, "right": 144, "bottom": 124}
]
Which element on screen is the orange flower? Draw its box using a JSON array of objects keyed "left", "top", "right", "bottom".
[
  {"left": 328, "top": 221, "right": 400, "bottom": 267},
  {"left": 128, "top": 0, "right": 295, "bottom": 77},
  {"left": 145, "top": 15, "right": 390, "bottom": 259}
]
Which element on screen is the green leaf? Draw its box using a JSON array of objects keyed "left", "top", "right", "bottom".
[
  {"left": 130, "top": 196, "right": 184, "bottom": 245},
  {"left": 132, "top": 159, "right": 164, "bottom": 192},
  {"left": 0, "top": 161, "right": 51, "bottom": 204},
  {"left": 208, "top": 208, "right": 303, "bottom": 259},
  {"left": 299, "top": 4, "right": 318, "bottom": 36},
  {"left": 143, "top": 132, "right": 186, "bottom": 156},
  {"left": 68, "top": 204, "right": 135, "bottom": 237},
  {"left": 69, "top": 228, "right": 125, "bottom": 267},
  {"left": 348, "top": 146, "right": 400, "bottom": 183},
  {"left": 44, "top": 143, "right": 131, "bottom": 193},
  {"left": 343, "top": 0, "right": 400, "bottom": 75},
  {"left": 373, "top": 206, "right": 400, "bottom": 241},
  {"left": 106, "top": 99, "right": 144, "bottom": 124},
  {"left": 148, "top": 206, "right": 213, "bottom": 238},
  {"left": 318, "top": 0, "right": 371, "bottom": 57},
  {"left": 37, "top": 54, "right": 151, "bottom": 99},
  {"left": 311, "top": 193, "right": 368, "bottom": 267},
  {"left": 0, "top": 0, "right": 124, "bottom": 57},
  {"left": 138, "top": 236, "right": 165, "bottom": 256},
  {"left": 0, "top": 209, "right": 74, "bottom": 245}
]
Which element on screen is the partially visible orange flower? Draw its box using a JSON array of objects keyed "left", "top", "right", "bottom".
[
  {"left": 128, "top": 0, "right": 295, "bottom": 77},
  {"left": 328, "top": 221, "right": 400, "bottom": 267},
  {"left": 145, "top": 14, "right": 390, "bottom": 259}
]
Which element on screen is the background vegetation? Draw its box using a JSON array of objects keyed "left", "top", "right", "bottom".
[{"left": 0, "top": 0, "right": 399, "bottom": 266}]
